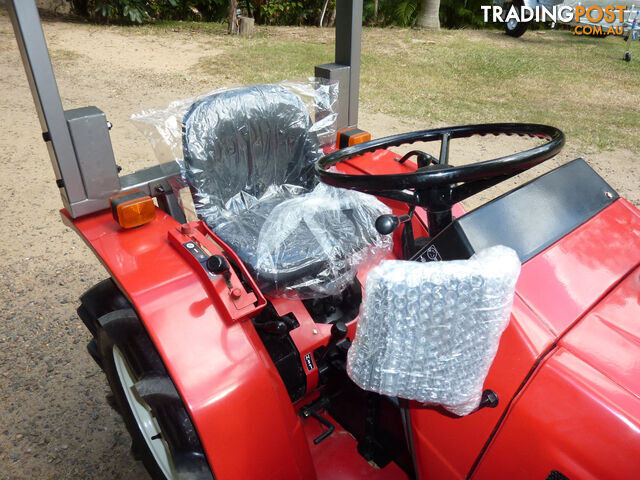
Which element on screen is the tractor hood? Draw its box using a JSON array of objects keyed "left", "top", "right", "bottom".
[
  {"left": 515, "top": 197, "right": 640, "bottom": 344},
  {"left": 559, "top": 263, "right": 640, "bottom": 398}
]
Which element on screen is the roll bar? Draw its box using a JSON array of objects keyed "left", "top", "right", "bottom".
[{"left": 6, "top": 0, "right": 363, "bottom": 218}]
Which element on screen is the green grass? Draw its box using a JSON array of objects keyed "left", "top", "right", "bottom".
[{"left": 136, "top": 22, "right": 639, "bottom": 152}]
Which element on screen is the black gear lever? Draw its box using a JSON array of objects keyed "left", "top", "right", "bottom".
[
  {"left": 375, "top": 207, "right": 417, "bottom": 259},
  {"left": 375, "top": 214, "right": 411, "bottom": 235}
]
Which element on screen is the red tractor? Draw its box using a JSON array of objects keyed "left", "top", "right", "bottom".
[{"left": 7, "top": 1, "right": 640, "bottom": 479}]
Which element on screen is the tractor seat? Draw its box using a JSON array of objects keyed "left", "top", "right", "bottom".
[
  {"left": 182, "top": 84, "right": 391, "bottom": 298},
  {"left": 213, "top": 183, "right": 391, "bottom": 298}
]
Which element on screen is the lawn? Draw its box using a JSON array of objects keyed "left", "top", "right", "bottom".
[{"left": 131, "top": 21, "right": 640, "bottom": 153}]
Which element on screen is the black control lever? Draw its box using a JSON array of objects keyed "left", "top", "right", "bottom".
[
  {"left": 375, "top": 214, "right": 411, "bottom": 235},
  {"left": 396, "top": 150, "right": 438, "bottom": 168},
  {"left": 206, "top": 255, "right": 232, "bottom": 287},
  {"left": 301, "top": 396, "right": 335, "bottom": 444},
  {"left": 376, "top": 208, "right": 418, "bottom": 260}
]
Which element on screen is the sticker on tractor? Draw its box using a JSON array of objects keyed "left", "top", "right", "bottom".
[
  {"left": 420, "top": 245, "right": 442, "bottom": 262},
  {"left": 304, "top": 353, "right": 315, "bottom": 372}
]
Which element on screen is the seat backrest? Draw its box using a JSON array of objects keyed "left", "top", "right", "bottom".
[{"left": 182, "top": 84, "right": 321, "bottom": 217}]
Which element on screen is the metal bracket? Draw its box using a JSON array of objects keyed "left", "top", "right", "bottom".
[{"left": 315, "top": 0, "right": 363, "bottom": 130}]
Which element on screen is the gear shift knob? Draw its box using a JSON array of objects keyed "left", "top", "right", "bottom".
[
  {"left": 375, "top": 215, "right": 400, "bottom": 235},
  {"left": 376, "top": 214, "right": 412, "bottom": 235}
]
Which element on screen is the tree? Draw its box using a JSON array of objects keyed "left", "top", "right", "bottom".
[
  {"left": 415, "top": 0, "right": 440, "bottom": 29},
  {"left": 228, "top": 0, "right": 238, "bottom": 33}
]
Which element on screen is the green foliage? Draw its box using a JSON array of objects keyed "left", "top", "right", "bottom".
[
  {"left": 392, "top": 0, "right": 418, "bottom": 26},
  {"left": 68, "top": 0, "right": 488, "bottom": 27},
  {"left": 439, "top": 0, "right": 487, "bottom": 28},
  {"left": 362, "top": 0, "right": 419, "bottom": 27},
  {"left": 363, "top": 0, "right": 488, "bottom": 28},
  {"left": 259, "top": 0, "right": 326, "bottom": 25},
  {"left": 94, "top": 0, "right": 150, "bottom": 23},
  {"left": 67, "top": 0, "right": 227, "bottom": 24}
]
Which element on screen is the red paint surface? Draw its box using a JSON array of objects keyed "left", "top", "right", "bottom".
[
  {"left": 473, "top": 346, "right": 640, "bottom": 479},
  {"left": 63, "top": 209, "right": 316, "bottom": 480},
  {"left": 410, "top": 199, "right": 640, "bottom": 479},
  {"left": 63, "top": 145, "right": 640, "bottom": 480}
]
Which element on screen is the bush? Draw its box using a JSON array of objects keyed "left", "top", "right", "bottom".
[
  {"left": 66, "top": 0, "right": 488, "bottom": 28},
  {"left": 363, "top": 0, "right": 487, "bottom": 29},
  {"left": 259, "top": 0, "right": 327, "bottom": 26},
  {"left": 66, "top": 0, "right": 227, "bottom": 24}
]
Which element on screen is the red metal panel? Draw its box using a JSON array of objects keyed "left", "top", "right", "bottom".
[
  {"left": 63, "top": 209, "right": 316, "bottom": 480},
  {"left": 410, "top": 199, "right": 640, "bottom": 479},
  {"left": 410, "top": 295, "right": 555, "bottom": 480},
  {"left": 472, "top": 348, "right": 640, "bottom": 479},
  {"left": 516, "top": 198, "right": 640, "bottom": 336},
  {"left": 560, "top": 265, "right": 640, "bottom": 400}
]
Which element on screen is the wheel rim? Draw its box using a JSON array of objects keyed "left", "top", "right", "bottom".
[
  {"left": 113, "top": 346, "right": 175, "bottom": 479},
  {"left": 507, "top": 18, "right": 518, "bottom": 30}
]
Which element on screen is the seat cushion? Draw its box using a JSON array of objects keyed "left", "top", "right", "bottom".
[
  {"left": 182, "top": 84, "right": 322, "bottom": 224},
  {"left": 211, "top": 184, "right": 393, "bottom": 299}
]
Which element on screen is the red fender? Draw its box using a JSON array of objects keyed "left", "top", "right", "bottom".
[{"left": 63, "top": 208, "right": 316, "bottom": 480}]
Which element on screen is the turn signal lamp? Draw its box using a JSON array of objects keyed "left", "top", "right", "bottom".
[
  {"left": 338, "top": 128, "right": 371, "bottom": 148},
  {"left": 110, "top": 191, "right": 156, "bottom": 229}
]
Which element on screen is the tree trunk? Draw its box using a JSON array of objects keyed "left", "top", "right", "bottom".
[
  {"left": 319, "top": 0, "right": 329, "bottom": 27},
  {"left": 374, "top": 0, "right": 378, "bottom": 22},
  {"left": 415, "top": 0, "right": 440, "bottom": 30},
  {"left": 239, "top": 16, "right": 255, "bottom": 35},
  {"left": 228, "top": 0, "right": 238, "bottom": 34},
  {"left": 328, "top": 4, "right": 337, "bottom": 27}
]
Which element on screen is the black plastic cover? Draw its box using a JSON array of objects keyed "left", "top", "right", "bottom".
[
  {"left": 182, "top": 84, "right": 322, "bottom": 224},
  {"left": 413, "top": 158, "right": 618, "bottom": 263}
]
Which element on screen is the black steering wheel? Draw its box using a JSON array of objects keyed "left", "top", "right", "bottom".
[{"left": 316, "top": 123, "right": 564, "bottom": 236}]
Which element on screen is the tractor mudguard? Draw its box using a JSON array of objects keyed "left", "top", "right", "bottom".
[{"left": 62, "top": 208, "right": 316, "bottom": 480}]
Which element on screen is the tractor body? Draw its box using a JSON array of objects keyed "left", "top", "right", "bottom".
[{"left": 67, "top": 151, "right": 640, "bottom": 479}]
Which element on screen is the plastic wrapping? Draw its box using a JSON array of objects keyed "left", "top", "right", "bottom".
[
  {"left": 251, "top": 183, "right": 393, "bottom": 299},
  {"left": 132, "top": 80, "right": 392, "bottom": 299},
  {"left": 130, "top": 80, "right": 338, "bottom": 223},
  {"left": 347, "top": 246, "right": 521, "bottom": 416}
]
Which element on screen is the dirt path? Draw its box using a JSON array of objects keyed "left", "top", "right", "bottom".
[{"left": 0, "top": 11, "right": 637, "bottom": 479}]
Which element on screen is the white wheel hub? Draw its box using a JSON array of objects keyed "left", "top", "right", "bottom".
[
  {"left": 113, "top": 346, "right": 176, "bottom": 479},
  {"left": 507, "top": 18, "right": 518, "bottom": 29}
]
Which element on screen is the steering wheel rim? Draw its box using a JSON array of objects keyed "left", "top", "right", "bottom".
[{"left": 316, "top": 123, "right": 565, "bottom": 195}]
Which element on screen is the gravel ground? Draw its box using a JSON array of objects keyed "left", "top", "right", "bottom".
[{"left": 0, "top": 9, "right": 637, "bottom": 480}]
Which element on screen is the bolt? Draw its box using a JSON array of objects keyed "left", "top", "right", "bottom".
[
  {"left": 312, "top": 328, "right": 318, "bottom": 335},
  {"left": 154, "top": 184, "right": 165, "bottom": 194},
  {"left": 180, "top": 224, "right": 192, "bottom": 235},
  {"left": 106, "top": 121, "right": 113, "bottom": 130},
  {"left": 230, "top": 288, "right": 242, "bottom": 299},
  {"left": 605, "top": 191, "right": 613, "bottom": 199}
]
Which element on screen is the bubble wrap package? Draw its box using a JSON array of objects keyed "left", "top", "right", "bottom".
[{"left": 347, "top": 246, "right": 521, "bottom": 416}]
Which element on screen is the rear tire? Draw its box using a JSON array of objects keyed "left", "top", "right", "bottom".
[
  {"left": 504, "top": 0, "right": 528, "bottom": 37},
  {"left": 80, "top": 281, "right": 213, "bottom": 480}
]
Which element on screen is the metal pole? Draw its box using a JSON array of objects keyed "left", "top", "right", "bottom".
[
  {"left": 315, "top": 0, "right": 363, "bottom": 129},
  {"left": 335, "top": 0, "right": 362, "bottom": 128},
  {"left": 7, "top": 0, "right": 86, "bottom": 212}
]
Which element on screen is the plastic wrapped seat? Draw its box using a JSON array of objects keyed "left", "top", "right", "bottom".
[
  {"left": 182, "top": 84, "right": 321, "bottom": 223},
  {"left": 182, "top": 84, "right": 391, "bottom": 298}
]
